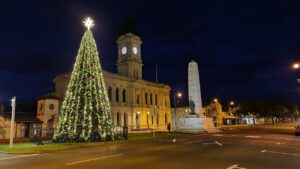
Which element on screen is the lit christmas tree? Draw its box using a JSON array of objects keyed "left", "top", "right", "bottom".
[{"left": 54, "top": 17, "right": 114, "bottom": 142}]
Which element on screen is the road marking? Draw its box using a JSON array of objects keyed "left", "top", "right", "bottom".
[
  {"left": 202, "top": 142, "right": 216, "bottom": 145},
  {"left": 213, "top": 134, "right": 223, "bottom": 136},
  {"left": 261, "top": 150, "right": 300, "bottom": 156},
  {"left": 183, "top": 140, "right": 202, "bottom": 144},
  {"left": 227, "top": 164, "right": 246, "bottom": 169},
  {"left": 245, "top": 135, "right": 261, "bottom": 138},
  {"left": 66, "top": 154, "right": 123, "bottom": 166},
  {"left": 214, "top": 141, "right": 223, "bottom": 146},
  {"left": 0, "top": 154, "right": 39, "bottom": 160}
]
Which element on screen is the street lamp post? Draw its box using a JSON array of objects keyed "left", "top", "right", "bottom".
[
  {"left": 173, "top": 92, "right": 182, "bottom": 129},
  {"left": 10, "top": 96, "right": 16, "bottom": 148},
  {"left": 152, "top": 106, "right": 155, "bottom": 138},
  {"left": 228, "top": 101, "right": 236, "bottom": 124}
]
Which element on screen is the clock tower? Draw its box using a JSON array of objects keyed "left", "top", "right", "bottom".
[{"left": 116, "top": 33, "right": 143, "bottom": 79}]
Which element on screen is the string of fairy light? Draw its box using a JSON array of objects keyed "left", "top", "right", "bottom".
[{"left": 54, "top": 17, "right": 114, "bottom": 142}]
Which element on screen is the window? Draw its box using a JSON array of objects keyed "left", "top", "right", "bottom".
[
  {"left": 40, "top": 104, "right": 43, "bottom": 110},
  {"left": 165, "top": 113, "right": 167, "bottom": 124},
  {"left": 155, "top": 94, "right": 158, "bottom": 105},
  {"left": 108, "top": 87, "right": 112, "bottom": 101},
  {"left": 151, "top": 115, "right": 154, "bottom": 124},
  {"left": 150, "top": 93, "right": 153, "bottom": 105},
  {"left": 117, "top": 112, "right": 120, "bottom": 126},
  {"left": 122, "top": 89, "right": 126, "bottom": 103},
  {"left": 157, "top": 114, "right": 159, "bottom": 125},
  {"left": 124, "top": 113, "right": 127, "bottom": 126},
  {"left": 145, "top": 93, "right": 148, "bottom": 104},
  {"left": 116, "top": 88, "right": 119, "bottom": 102},
  {"left": 136, "top": 95, "right": 140, "bottom": 104}
]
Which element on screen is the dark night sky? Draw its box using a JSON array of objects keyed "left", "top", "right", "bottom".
[{"left": 1, "top": 0, "right": 300, "bottom": 107}]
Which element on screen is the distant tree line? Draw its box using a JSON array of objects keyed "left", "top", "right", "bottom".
[{"left": 236, "top": 99, "right": 299, "bottom": 124}]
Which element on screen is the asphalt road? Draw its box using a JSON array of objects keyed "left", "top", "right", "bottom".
[{"left": 0, "top": 130, "right": 299, "bottom": 169}]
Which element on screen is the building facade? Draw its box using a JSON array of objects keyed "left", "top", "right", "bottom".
[{"left": 42, "top": 33, "right": 171, "bottom": 132}]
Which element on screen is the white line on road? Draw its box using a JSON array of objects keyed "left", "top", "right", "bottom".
[
  {"left": 261, "top": 150, "right": 300, "bottom": 156},
  {"left": 0, "top": 154, "right": 39, "bottom": 160},
  {"left": 202, "top": 143, "right": 216, "bottom": 145},
  {"left": 227, "top": 164, "right": 246, "bottom": 169},
  {"left": 183, "top": 140, "right": 202, "bottom": 144},
  {"left": 213, "top": 134, "right": 223, "bottom": 136},
  {"left": 214, "top": 141, "right": 223, "bottom": 146},
  {"left": 245, "top": 135, "right": 261, "bottom": 138},
  {"left": 66, "top": 154, "right": 123, "bottom": 166}
]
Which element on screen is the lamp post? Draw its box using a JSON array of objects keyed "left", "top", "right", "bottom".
[
  {"left": 292, "top": 63, "right": 300, "bottom": 84},
  {"left": 10, "top": 96, "right": 16, "bottom": 148},
  {"left": 152, "top": 106, "right": 156, "bottom": 138},
  {"left": 173, "top": 92, "right": 182, "bottom": 129},
  {"left": 228, "top": 101, "right": 236, "bottom": 124}
]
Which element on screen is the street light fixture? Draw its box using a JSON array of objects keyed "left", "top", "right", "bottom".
[
  {"left": 213, "top": 98, "right": 218, "bottom": 103},
  {"left": 293, "top": 63, "right": 299, "bottom": 69},
  {"left": 174, "top": 92, "right": 182, "bottom": 129}
]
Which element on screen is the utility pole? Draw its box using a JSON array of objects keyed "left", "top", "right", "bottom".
[{"left": 10, "top": 96, "right": 16, "bottom": 148}]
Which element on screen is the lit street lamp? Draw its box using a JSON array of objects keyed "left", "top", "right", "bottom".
[
  {"left": 228, "top": 101, "right": 237, "bottom": 125},
  {"left": 293, "top": 63, "right": 299, "bottom": 69},
  {"left": 213, "top": 98, "right": 218, "bottom": 103},
  {"left": 10, "top": 96, "right": 16, "bottom": 148},
  {"left": 174, "top": 92, "right": 182, "bottom": 129},
  {"left": 292, "top": 63, "right": 300, "bottom": 84}
]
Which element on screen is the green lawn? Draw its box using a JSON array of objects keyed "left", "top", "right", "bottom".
[
  {"left": 0, "top": 132, "right": 184, "bottom": 154},
  {"left": 221, "top": 121, "right": 299, "bottom": 134}
]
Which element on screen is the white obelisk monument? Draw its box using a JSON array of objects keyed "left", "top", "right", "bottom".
[
  {"left": 175, "top": 60, "right": 218, "bottom": 133},
  {"left": 188, "top": 60, "right": 202, "bottom": 114}
]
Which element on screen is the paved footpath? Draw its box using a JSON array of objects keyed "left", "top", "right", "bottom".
[{"left": 1, "top": 130, "right": 299, "bottom": 169}]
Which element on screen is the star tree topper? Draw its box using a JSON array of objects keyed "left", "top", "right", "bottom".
[{"left": 83, "top": 17, "right": 94, "bottom": 30}]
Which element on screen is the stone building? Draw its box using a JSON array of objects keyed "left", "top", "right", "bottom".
[
  {"left": 0, "top": 104, "right": 42, "bottom": 140},
  {"left": 39, "top": 33, "right": 171, "bottom": 133}
]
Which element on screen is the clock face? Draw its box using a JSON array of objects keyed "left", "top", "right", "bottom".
[
  {"left": 49, "top": 104, "right": 54, "bottom": 110},
  {"left": 132, "top": 47, "right": 138, "bottom": 55},
  {"left": 121, "top": 47, "right": 127, "bottom": 55}
]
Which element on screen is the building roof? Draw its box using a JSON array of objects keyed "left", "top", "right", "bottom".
[
  {"left": 0, "top": 112, "right": 42, "bottom": 123},
  {"left": 37, "top": 93, "right": 60, "bottom": 100},
  {"left": 54, "top": 70, "right": 171, "bottom": 90}
]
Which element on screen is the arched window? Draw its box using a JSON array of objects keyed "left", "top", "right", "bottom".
[
  {"left": 151, "top": 115, "right": 154, "bottom": 124},
  {"left": 124, "top": 113, "right": 127, "bottom": 126},
  {"left": 108, "top": 86, "right": 112, "bottom": 101},
  {"left": 145, "top": 93, "right": 148, "bottom": 105},
  {"left": 117, "top": 112, "right": 120, "bottom": 126},
  {"left": 155, "top": 94, "right": 158, "bottom": 105},
  {"left": 165, "top": 113, "right": 167, "bottom": 124},
  {"left": 115, "top": 88, "right": 119, "bottom": 102},
  {"left": 136, "top": 95, "right": 140, "bottom": 104},
  {"left": 150, "top": 93, "right": 153, "bottom": 105},
  {"left": 122, "top": 89, "right": 126, "bottom": 103}
]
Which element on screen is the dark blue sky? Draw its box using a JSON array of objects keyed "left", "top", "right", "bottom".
[{"left": 1, "top": 0, "right": 300, "bottom": 106}]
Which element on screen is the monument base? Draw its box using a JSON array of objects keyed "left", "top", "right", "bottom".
[{"left": 176, "top": 115, "right": 219, "bottom": 134}]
